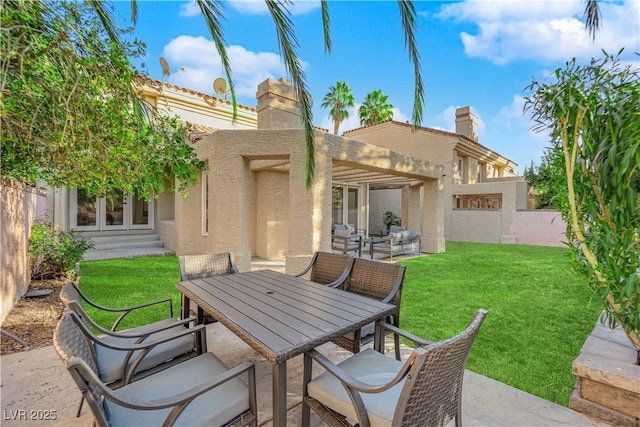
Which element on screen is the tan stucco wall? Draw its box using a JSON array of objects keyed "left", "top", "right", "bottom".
[
  {"left": 347, "top": 123, "right": 525, "bottom": 242},
  {"left": 1, "top": 178, "right": 47, "bottom": 323},
  {"left": 510, "top": 210, "right": 566, "bottom": 247},
  {"left": 450, "top": 210, "right": 502, "bottom": 243},
  {"left": 255, "top": 170, "right": 289, "bottom": 259},
  {"left": 369, "top": 188, "right": 402, "bottom": 235},
  {"left": 167, "top": 127, "right": 445, "bottom": 272},
  {"left": 344, "top": 124, "right": 457, "bottom": 238}
]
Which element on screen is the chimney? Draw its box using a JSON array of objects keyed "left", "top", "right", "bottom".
[
  {"left": 256, "top": 78, "right": 304, "bottom": 129},
  {"left": 455, "top": 106, "right": 478, "bottom": 141}
]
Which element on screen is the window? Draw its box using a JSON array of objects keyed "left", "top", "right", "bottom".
[
  {"left": 201, "top": 171, "right": 209, "bottom": 235},
  {"left": 453, "top": 194, "right": 502, "bottom": 209}
]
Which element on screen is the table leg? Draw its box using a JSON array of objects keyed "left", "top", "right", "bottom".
[
  {"left": 374, "top": 320, "right": 385, "bottom": 354},
  {"left": 181, "top": 294, "right": 190, "bottom": 320},
  {"left": 272, "top": 362, "right": 287, "bottom": 427}
]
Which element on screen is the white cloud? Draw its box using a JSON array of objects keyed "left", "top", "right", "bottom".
[
  {"left": 162, "top": 35, "right": 290, "bottom": 98},
  {"left": 227, "top": 0, "right": 321, "bottom": 16},
  {"left": 438, "top": 1, "right": 640, "bottom": 64},
  {"left": 179, "top": 1, "right": 201, "bottom": 17},
  {"left": 391, "top": 107, "right": 410, "bottom": 124},
  {"left": 495, "top": 95, "right": 528, "bottom": 129}
]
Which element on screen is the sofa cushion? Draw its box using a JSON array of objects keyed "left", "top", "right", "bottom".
[
  {"left": 400, "top": 229, "right": 418, "bottom": 241},
  {"left": 388, "top": 232, "right": 402, "bottom": 242}
]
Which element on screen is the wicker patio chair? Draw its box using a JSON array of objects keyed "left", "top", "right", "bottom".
[
  {"left": 58, "top": 288, "right": 203, "bottom": 416},
  {"left": 54, "top": 312, "right": 257, "bottom": 427},
  {"left": 302, "top": 309, "right": 488, "bottom": 427},
  {"left": 294, "top": 251, "right": 354, "bottom": 287},
  {"left": 61, "top": 281, "right": 174, "bottom": 332},
  {"left": 332, "top": 258, "right": 406, "bottom": 360},
  {"left": 178, "top": 252, "right": 239, "bottom": 324}
]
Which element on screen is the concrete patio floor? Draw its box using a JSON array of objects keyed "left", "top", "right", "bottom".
[
  {"left": 1, "top": 321, "right": 608, "bottom": 427},
  {"left": 0, "top": 256, "right": 609, "bottom": 426}
]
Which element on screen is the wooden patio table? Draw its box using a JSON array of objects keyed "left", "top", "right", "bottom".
[{"left": 176, "top": 269, "right": 394, "bottom": 427}]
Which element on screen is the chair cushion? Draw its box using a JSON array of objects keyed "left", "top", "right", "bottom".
[
  {"left": 307, "top": 348, "right": 405, "bottom": 427},
  {"left": 388, "top": 232, "right": 402, "bottom": 242},
  {"left": 400, "top": 229, "right": 417, "bottom": 241},
  {"left": 96, "top": 320, "right": 195, "bottom": 383},
  {"left": 106, "top": 352, "right": 249, "bottom": 427},
  {"left": 341, "top": 322, "right": 375, "bottom": 341}
]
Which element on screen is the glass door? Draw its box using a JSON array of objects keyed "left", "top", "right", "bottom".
[
  {"left": 71, "top": 189, "right": 99, "bottom": 231},
  {"left": 332, "top": 185, "right": 365, "bottom": 234},
  {"left": 129, "top": 192, "right": 154, "bottom": 230},
  {"left": 100, "top": 190, "right": 126, "bottom": 230},
  {"left": 70, "top": 189, "right": 153, "bottom": 231}
]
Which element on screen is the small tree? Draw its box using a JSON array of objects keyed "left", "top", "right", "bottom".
[
  {"left": 359, "top": 90, "right": 394, "bottom": 126},
  {"left": 523, "top": 152, "right": 565, "bottom": 209},
  {"left": 321, "top": 81, "right": 355, "bottom": 134},
  {"left": 1, "top": 1, "right": 203, "bottom": 197},
  {"left": 526, "top": 51, "right": 640, "bottom": 361}
]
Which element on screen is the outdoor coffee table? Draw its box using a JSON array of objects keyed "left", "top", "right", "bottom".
[
  {"left": 176, "top": 269, "right": 394, "bottom": 427},
  {"left": 365, "top": 236, "right": 388, "bottom": 258}
]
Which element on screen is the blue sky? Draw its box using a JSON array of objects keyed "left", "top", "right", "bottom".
[{"left": 113, "top": 1, "right": 639, "bottom": 173}]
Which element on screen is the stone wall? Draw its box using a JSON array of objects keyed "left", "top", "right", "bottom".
[
  {"left": 1, "top": 177, "right": 47, "bottom": 323},
  {"left": 570, "top": 322, "right": 640, "bottom": 426}
]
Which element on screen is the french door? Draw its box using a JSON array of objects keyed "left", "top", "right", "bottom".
[
  {"left": 332, "top": 184, "right": 367, "bottom": 234},
  {"left": 71, "top": 189, "right": 153, "bottom": 231}
]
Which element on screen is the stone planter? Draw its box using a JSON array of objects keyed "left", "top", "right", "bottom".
[{"left": 570, "top": 322, "right": 640, "bottom": 426}]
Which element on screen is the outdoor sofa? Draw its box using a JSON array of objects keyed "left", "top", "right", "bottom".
[{"left": 370, "top": 228, "right": 421, "bottom": 260}]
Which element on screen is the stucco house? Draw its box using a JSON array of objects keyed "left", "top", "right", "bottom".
[
  {"left": 46, "top": 75, "right": 531, "bottom": 273},
  {"left": 344, "top": 108, "right": 529, "bottom": 243}
]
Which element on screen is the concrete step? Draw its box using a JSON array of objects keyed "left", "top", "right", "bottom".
[
  {"left": 83, "top": 234, "right": 174, "bottom": 261},
  {"left": 90, "top": 234, "right": 162, "bottom": 249}
]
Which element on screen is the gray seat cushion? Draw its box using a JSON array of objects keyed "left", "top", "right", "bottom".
[
  {"left": 341, "top": 322, "right": 375, "bottom": 341},
  {"left": 106, "top": 352, "right": 249, "bottom": 426},
  {"left": 307, "top": 348, "right": 406, "bottom": 427},
  {"left": 96, "top": 319, "right": 195, "bottom": 383}
]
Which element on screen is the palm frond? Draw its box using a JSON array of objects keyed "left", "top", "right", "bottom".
[
  {"left": 398, "top": 0, "right": 424, "bottom": 130},
  {"left": 196, "top": 0, "right": 238, "bottom": 121},
  {"left": 583, "top": 0, "right": 601, "bottom": 41},
  {"left": 130, "top": 0, "right": 138, "bottom": 25},
  {"left": 86, "top": 0, "right": 120, "bottom": 48},
  {"left": 321, "top": 0, "right": 331, "bottom": 54},
  {"left": 266, "top": 0, "right": 315, "bottom": 188}
]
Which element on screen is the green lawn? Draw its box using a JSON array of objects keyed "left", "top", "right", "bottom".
[
  {"left": 397, "top": 241, "right": 601, "bottom": 406},
  {"left": 78, "top": 242, "right": 601, "bottom": 406},
  {"left": 79, "top": 256, "right": 182, "bottom": 330}
]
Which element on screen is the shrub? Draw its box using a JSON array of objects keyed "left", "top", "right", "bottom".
[
  {"left": 382, "top": 211, "right": 401, "bottom": 234},
  {"left": 28, "top": 220, "right": 93, "bottom": 280}
]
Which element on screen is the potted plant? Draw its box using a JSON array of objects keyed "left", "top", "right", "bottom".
[
  {"left": 526, "top": 51, "right": 639, "bottom": 362},
  {"left": 382, "top": 211, "right": 401, "bottom": 236}
]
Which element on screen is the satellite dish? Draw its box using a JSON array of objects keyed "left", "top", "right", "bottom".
[
  {"left": 159, "top": 57, "right": 171, "bottom": 77},
  {"left": 213, "top": 77, "right": 228, "bottom": 97}
]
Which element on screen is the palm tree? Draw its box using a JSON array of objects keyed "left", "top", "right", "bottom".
[
  {"left": 359, "top": 90, "right": 394, "bottom": 126},
  {"left": 91, "top": 0, "right": 601, "bottom": 187},
  {"left": 321, "top": 81, "right": 355, "bottom": 134}
]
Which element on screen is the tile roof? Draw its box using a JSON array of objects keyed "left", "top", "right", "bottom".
[
  {"left": 344, "top": 119, "right": 478, "bottom": 143},
  {"left": 343, "top": 119, "right": 516, "bottom": 166},
  {"left": 137, "top": 75, "right": 256, "bottom": 112},
  {"left": 184, "top": 124, "right": 216, "bottom": 143}
]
